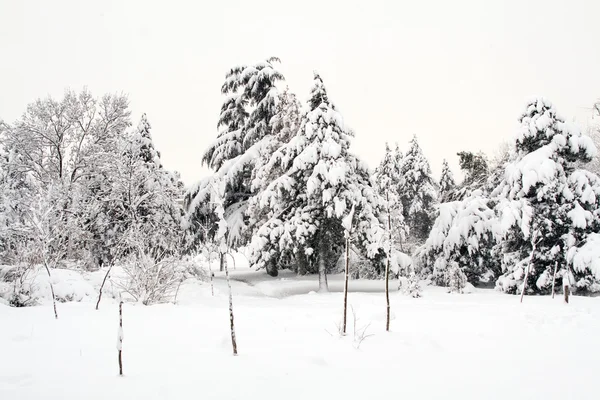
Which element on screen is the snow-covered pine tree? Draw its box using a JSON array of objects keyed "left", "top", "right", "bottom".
[
  {"left": 374, "top": 143, "right": 408, "bottom": 257},
  {"left": 457, "top": 151, "right": 488, "bottom": 186},
  {"left": 248, "top": 73, "right": 386, "bottom": 284},
  {"left": 416, "top": 189, "right": 502, "bottom": 285},
  {"left": 439, "top": 159, "right": 456, "bottom": 202},
  {"left": 398, "top": 135, "right": 438, "bottom": 245},
  {"left": 493, "top": 98, "right": 599, "bottom": 294},
  {"left": 187, "top": 58, "right": 285, "bottom": 249},
  {"left": 393, "top": 143, "right": 403, "bottom": 178}
]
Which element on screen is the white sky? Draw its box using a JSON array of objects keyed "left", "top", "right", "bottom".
[{"left": 1, "top": 0, "right": 599, "bottom": 185}]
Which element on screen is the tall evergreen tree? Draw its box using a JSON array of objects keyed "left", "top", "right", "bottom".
[
  {"left": 374, "top": 143, "right": 408, "bottom": 252},
  {"left": 420, "top": 98, "right": 600, "bottom": 293},
  {"left": 187, "top": 57, "right": 285, "bottom": 247},
  {"left": 439, "top": 159, "right": 456, "bottom": 202},
  {"left": 494, "top": 98, "right": 599, "bottom": 294},
  {"left": 248, "top": 73, "right": 386, "bottom": 283},
  {"left": 398, "top": 135, "right": 438, "bottom": 244}
]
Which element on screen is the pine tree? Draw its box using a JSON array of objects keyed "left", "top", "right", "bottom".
[
  {"left": 494, "top": 98, "right": 599, "bottom": 295},
  {"left": 438, "top": 159, "right": 456, "bottom": 202},
  {"left": 398, "top": 135, "right": 438, "bottom": 245},
  {"left": 248, "top": 73, "right": 386, "bottom": 283},
  {"left": 188, "top": 57, "right": 285, "bottom": 248},
  {"left": 457, "top": 151, "right": 488, "bottom": 186}
]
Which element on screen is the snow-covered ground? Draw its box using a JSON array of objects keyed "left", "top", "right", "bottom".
[{"left": 1, "top": 267, "right": 599, "bottom": 400}]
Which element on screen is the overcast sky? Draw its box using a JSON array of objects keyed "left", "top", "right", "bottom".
[{"left": 1, "top": 0, "right": 599, "bottom": 184}]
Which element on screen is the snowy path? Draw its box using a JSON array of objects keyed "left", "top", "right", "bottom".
[{"left": 1, "top": 275, "right": 600, "bottom": 400}]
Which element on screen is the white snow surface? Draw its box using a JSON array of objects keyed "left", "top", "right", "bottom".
[{"left": 1, "top": 265, "right": 599, "bottom": 400}]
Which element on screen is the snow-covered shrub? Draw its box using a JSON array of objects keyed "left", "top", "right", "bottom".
[
  {"left": 118, "top": 253, "right": 195, "bottom": 305},
  {"left": 446, "top": 262, "right": 467, "bottom": 294},
  {"left": 0, "top": 264, "right": 36, "bottom": 307},
  {"left": 0, "top": 265, "right": 99, "bottom": 306},
  {"left": 399, "top": 274, "right": 422, "bottom": 298},
  {"left": 418, "top": 191, "right": 502, "bottom": 286}
]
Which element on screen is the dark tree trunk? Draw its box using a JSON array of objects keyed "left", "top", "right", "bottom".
[
  {"left": 385, "top": 191, "right": 392, "bottom": 332},
  {"left": 118, "top": 301, "right": 123, "bottom": 376},
  {"left": 224, "top": 253, "right": 238, "bottom": 355},
  {"left": 520, "top": 235, "right": 538, "bottom": 304},
  {"left": 43, "top": 261, "right": 58, "bottom": 319},
  {"left": 318, "top": 255, "right": 328, "bottom": 293},
  {"left": 96, "top": 263, "right": 113, "bottom": 310},
  {"left": 342, "top": 237, "right": 350, "bottom": 335}
]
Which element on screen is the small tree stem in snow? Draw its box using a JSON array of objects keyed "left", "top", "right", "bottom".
[
  {"left": 520, "top": 235, "right": 538, "bottom": 304},
  {"left": 96, "top": 263, "right": 113, "bottom": 310},
  {"left": 43, "top": 261, "right": 58, "bottom": 319},
  {"left": 385, "top": 192, "right": 392, "bottom": 332},
  {"left": 118, "top": 300, "right": 123, "bottom": 376},
  {"left": 342, "top": 236, "right": 350, "bottom": 335},
  {"left": 224, "top": 253, "right": 238, "bottom": 356}
]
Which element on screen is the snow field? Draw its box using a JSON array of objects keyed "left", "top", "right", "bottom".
[{"left": 1, "top": 271, "right": 599, "bottom": 400}]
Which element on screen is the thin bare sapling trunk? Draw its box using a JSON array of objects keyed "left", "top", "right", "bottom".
[
  {"left": 117, "top": 300, "right": 124, "bottom": 376},
  {"left": 342, "top": 236, "right": 350, "bottom": 335},
  {"left": 43, "top": 258, "right": 59, "bottom": 319},
  {"left": 224, "top": 253, "right": 238, "bottom": 355},
  {"left": 385, "top": 191, "right": 392, "bottom": 332},
  {"left": 520, "top": 234, "right": 539, "bottom": 304},
  {"left": 209, "top": 253, "right": 214, "bottom": 296},
  {"left": 341, "top": 205, "right": 355, "bottom": 335},
  {"left": 173, "top": 277, "right": 184, "bottom": 304},
  {"left": 96, "top": 261, "right": 114, "bottom": 310}
]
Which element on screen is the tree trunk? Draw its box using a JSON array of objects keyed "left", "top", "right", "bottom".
[
  {"left": 342, "top": 237, "right": 350, "bottom": 335},
  {"left": 551, "top": 261, "right": 558, "bottom": 299},
  {"left": 563, "top": 270, "right": 570, "bottom": 304},
  {"left": 219, "top": 253, "right": 225, "bottom": 272},
  {"left": 298, "top": 249, "right": 307, "bottom": 276},
  {"left": 96, "top": 263, "right": 113, "bottom": 310},
  {"left": 117, "top": 301, "right": 123, "bottom": 376},
  {"left": 43, "top": 261, "right": 58, "bottom": 319},
  {"left": 520, "top": 236, "right": 538, "bottom": 304},
  {"left": 385, "top": 193, "right": 392, "bottom": 332},
  {"left": 209, "top": 261, "right": 214, "bottom": 297},
  {"left": 318, "top": 255, "right": 328, "bottom": 293},
  {"left": 224, "top": 253, "right": 238, "bottom": 356}
]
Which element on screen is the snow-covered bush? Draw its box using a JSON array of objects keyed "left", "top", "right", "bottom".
[
  {"left": 446, "top": 262, "right": 467, "bottom": 294},
  {"left": 0, "top": 264, "right": 36, "bottom": 307},
  {"left": 417, "top": 191, "right": 501, "bottom": 286},
  {"left": 398, "top": 274, "right": 422, "bottom": 298},
  {"left": 118, "top": 253, "right": 202, "bottom": 305}
]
